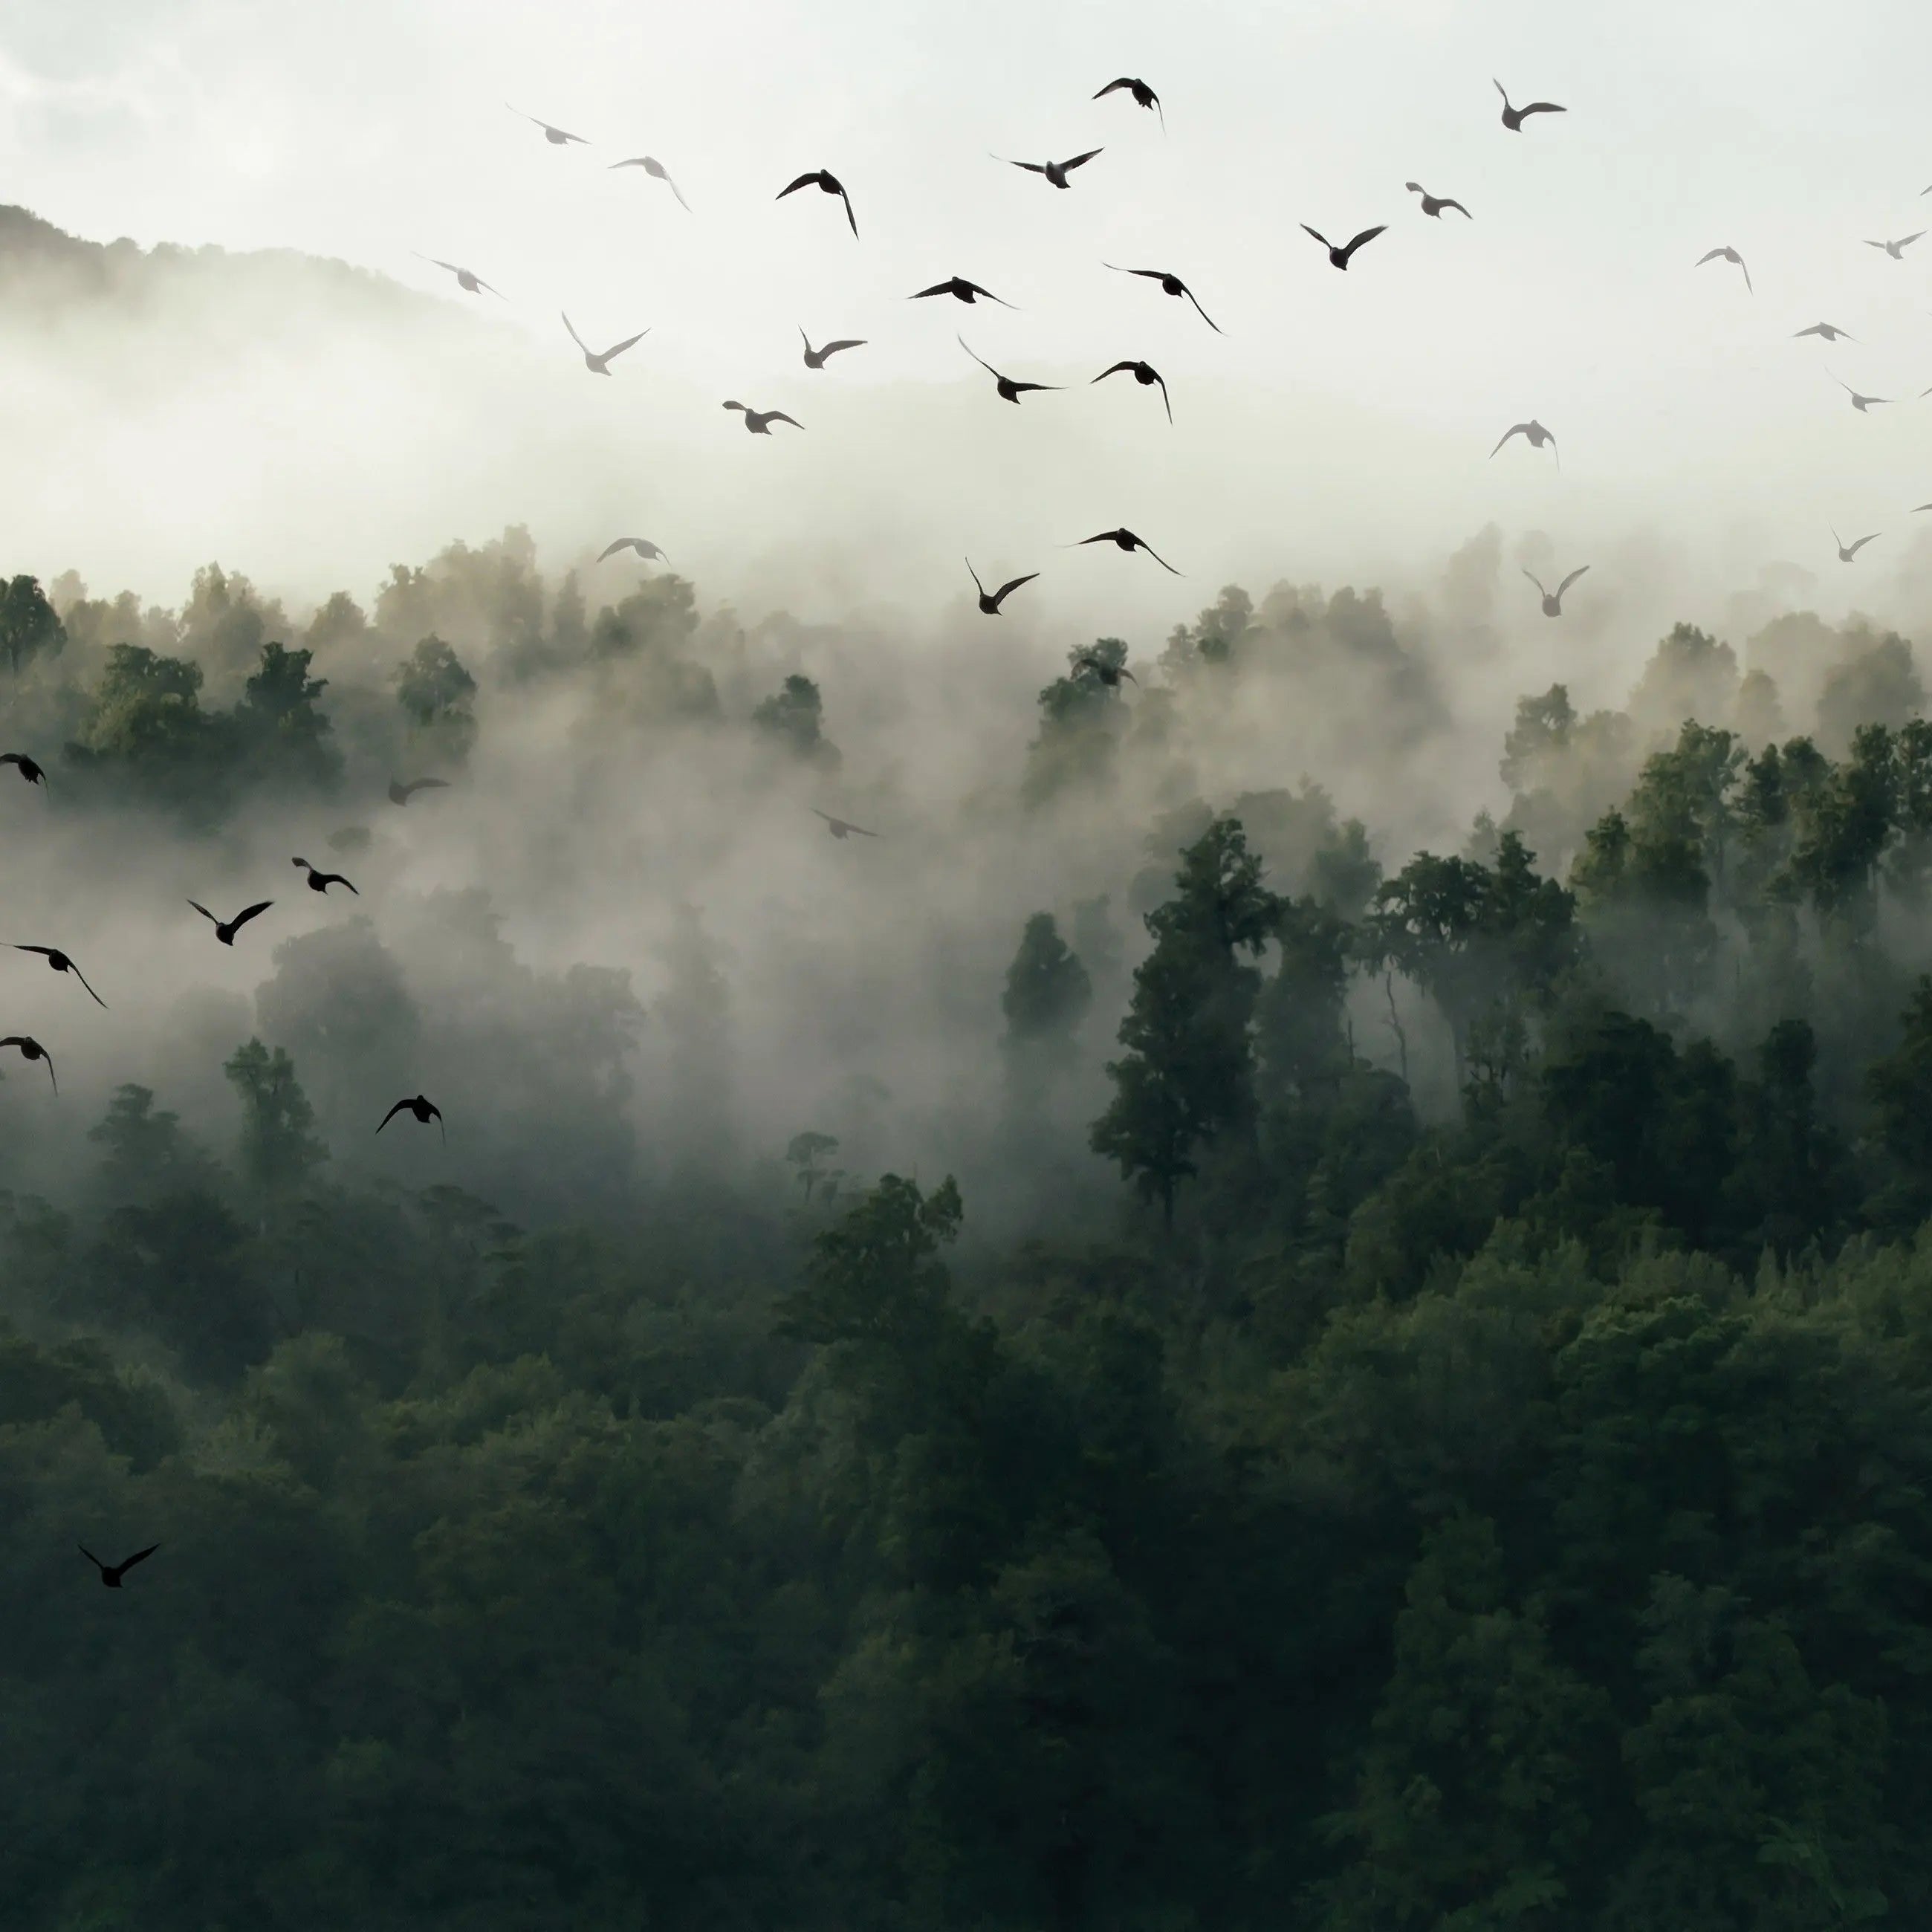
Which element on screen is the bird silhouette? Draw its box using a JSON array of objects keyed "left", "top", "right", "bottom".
[
  {"left": 0, "top": 753, "right": 45, "bottom": 785},
  {"left": 507, "top": 105, "right": 588, "bottom": 146},
  {"left": 966, "top": 560, "right": 1039, "bottom": 614},
  {"left": 563, "top": 313, "right": 648, "bottom": 375},
  {"left": 1832, "top": 374, "right": 1889, "bottom": 412},
  {"left": 814, "top": 809, "right": 878, "bottom": 840},
  {"left": 597, "top": 537, "right": 667, "bottom": 563},
  {"left": 723, "top": 401, "right": 803, "bottom": 434},
  {"left": 800, "top": 329, "right": 866, "bottom": 369},
  {"left": 0, "top": 1036, "right": 56, "bottom": 1093},
  {"left": 1696, "top": 245, "right": 1752, "bottom": 293},
  {"left": 189, "top": 899, "right": 273, "bottom": 945},
  {"left": 1867, "top": 233, "right": 1925, "bottom": 259},
  {"left": 13, "top": 946, "right": 105, "bottom": 1008},
  {"left": 1405, "top": 182, "right": 1471, "bottom": 218},
  {"left": 1492, "top": 419, "right": 1560, "bottom": 467},
  {"left": 1494, "top": 80, "right": 1565, "bottom": 131},
  {"left": 1092, "top": 360, "right": 1173, "bottom": 423},
  {"left": 79, "top": 1543, "right": 158, "bottom": 1588},
  {"left": 1523, "top": 565, "right": 1590, "bottom": 616},
  {"left": 1074, "top": 652, "right": 1137, "bottom": 687},
  {"left": 1302, "top": 223, "right": 1387, "bottom": 270},
  {"left": 776, "top": 170, "right": 858, "bottom": 237},
  {"left": 609, "top": 155, "right": 690, "bottom": 209},
  {"left": 293, "top": 858, "right": 358, "bottom": 895},
  {"left": 1794, "top": 322, "right": 1855, "bottom": 342},
  {"left": 993, "top": 147, "right": 1103, "bottom": 189},
  {"left": 911, "top": 276, "right": 1017, "bottom": 308},
  {"left": 1833, "top": 527, "right": 1881, "bottom": 561},
  {"left": 1102, "top": 264, "right": 1221, "bottom": 332},
  {"left": 415, "top": 256, "right": 502, "bottom": 297},
  {"left": 378, "top": 1094, "right": 444, "bottom": 1142},
  {"left": 1916, "top": 502, "right": 1932, "bottom": 513},
  {"left": 1094, "top": 77, "right": 1164, "bottom": 129},
  {"left": 959, "top": 335, "right": 1059, "bottom": 403},
  {"left": 389, "top": 777, "right": 449, "bottom": 805},
  {"left": 1069, "top": 528, "right": 1181, "bottom": 574}
]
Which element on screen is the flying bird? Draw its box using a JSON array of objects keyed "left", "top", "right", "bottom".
[
  {"left": 1102, "top": 264, "right": 1221, "bottom": 332},
  {"left": 1833, "top": 527, "right": 1881, "bottom": 561},
  {"left": 1696, "top": 245, "right": 1752, "bottom": 293},
  {"left": 966, "top": 560, "right": 1039, "bottom": 614},
  {"left": 800, "top": 329, "right": 866, "bottom": 369},
  {"left": 1916, "top": 503, "right": 1932, "bottom": 513},
  {"left": 79, "top": 1543, "right": 158, "bottom": 1588},
  {"left": 507, "top": 106, "right": 588, "bottom": 146},
  {"left": 1494, "top": 80, "right": 1565, "bottom": 131},
  {"left": 1069, "top": 528, "right": 1181, "bottom": 574},
  {"left": 1794, "top": 322, "right": 1855, "bottom": 342},
  {"left": 378, "top": 1094, "right": 444, "bottom": 1142},
  {"left": 1302, "top": 223, "right": 1387, "bottom": 270},
  {"left": 189, "top": 899, "right": 272, "bottom": 946},
  {"left": 1074, "top": 652, "right": 1137, "bottom": 689},
  {"left": 293, "top": 857, "right": 358, "bottom": 895},
  {"left": 1092, "top": 359, "right": 1172, "bottom": 423},
  {"left": 993, "top": 147, "right": 1103, "bottom": 189},
  {"left": 1832, "top": 374, "right": 1889, "bottom": 412},
  {"left": 1491, "top": 419, "right": 1560, "bottom": 467},
  {"left": 959, "top": 335, "right": 1059, "bottom": 403},
  {"left": 0, "top": 1036, "right": 56, "bottom": 1093},
  {"left": 1094, "top": 77, "right": 1164, "bottom": 130},
  {"left": 414, "top": 256, "right": 502, "bottom": 297},
  {"left": 814, "top": 809, "right": 878, "bottom": 840},
  {"left": 1406, "top": 182, "right": 1471, "bottom": 218},
  {"left": 562, "top": 313, "right": 648, "bottom": 375},
  {"left": 776, "top": 170, "right": 858, "bottom": 237},
  {"left": 12, "top": 946, "right": 105, "bottom": 1008},
  {"left": 723, "top": 401, "right": 803, "bottom": 434},
  {"left": 0, "top": 753, "right": 45, "bottom": 785},
  {"left": 1523, "top": 565, "right": 1590, "bottom": 616},
  {"left": 389, "top": 777, "right": 448, "bottom": 805},
  {"left": 911, "top": 276, "right": 1017, "bottom": 308},
  {"left": 1867, "top": 233, "right": 1925, "bottom": 259},
  {"left": 609, "top": 155, "right": 690, "bottom": 209},
  {"left": 597, "top": 537, "right": 667, "bottom": 563}
]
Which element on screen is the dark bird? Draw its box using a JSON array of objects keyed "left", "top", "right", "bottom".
[
  {"left": 79, "top": 1543, "right": 158, "bottom": 1588},
  {"left": 1405, "top": 182, "right": 1471, "bottom": 218},
  {"left": 293, "top": 857, "right": 358, "bottom": 895},
  {"left": 1494, "top": 80, "right": 1566, "bottom": 131},
  {"left": 1069, "top": 528, "right": 1181, "bottom": 574},
  {"left": 597, "top": 537, "right": 667, "bottom": 563},
  {"left": 1102, "top": 264, "right": 1221, "bottom": 332},
  {"left": 911, "top": 276, "right": 1017, "bottom": 308},
  {"left": 814, "top": 809, "right": 878, "bottom": 840},
  {"left": 13, "top": 946, "right": 105, "bottom": 1008},
  {"left": 1301, "top": 223, "right": 1387, "bottom": 270},
  {"left": 189, "top": 898, "right": 273, "bottom": 945},
  {"left": 966, "top": 559, "right": 1038, "bottom": 614},
  {"left": 1867, "top": 233, "right": 1925, "bottom": 260},
  {"left": 378, "top": 1094, "right": 444, "bottom": 1142},
  {"left": 1092, "top": 359, "right": 1172, "bottom": 423},
  {"left": 1491, "top": 419, "right": 1560, "bottom": 467},
  {"left": 1834, "top": 526, "right": 1881, "bottom": 561},
  {"left": 1794, "top": 322, "right": 1855, "bottom": 342},
  {"left": 0, "top": 752, "right": 45, "bottom": 785},
  {"left": 1832, "top": 374, "right": 1889, "bottom": 412},
  {"left": 0, "top": 1036, "right": 56, "bottom": 1093},
  {"left": 723, "top": 401, "right": 803, "bottom": 434},
  {"left": 800, "top": 328, "right": 866, "bottom": 369},
  {"left": 389, "top": 777, "right": 449, "bottom": 805},
  {"left": 609, "top": 155, "right": 690, "bottom": 209},
  {"left": 415, "top": 256, "right": 502, "bottom": 297},
  {"left": 959, "top": 335, "right": 1059, "bottom": 403},
  {"left": 563, "top": 312, "right": 649, "bottom": 375},
  {"left": 993, "top": 147, "right": 1103, "bottom": 189},
  {"left": 508, "top": 105, "right": 589, "bottom": 146},
  {"left": 1523, "top": 565, "right": 1589, "bottom": 616},
  {"left": 1074, "top": 652, "right": 1137, "bottom": 688},
  {"left": 1696, "top": 245, "right": 1752, "bottom": 293},
  {"left": 1094, "top": 77, "right": 1164, "bottom": 130},
  {"left": 776, "top": 170, "right": 858, "bottom": 238}
]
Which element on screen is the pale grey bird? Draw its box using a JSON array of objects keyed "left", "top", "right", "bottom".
[
  {"left": 1094, "top": 77, "right": 1164, "bottom": 131},
  {"left": 1406, "top": 183, "right": 1471, "bottom": 218},
  {"left": 414, "top": 256, "right": 503, "bottom": 297},
  {"left": 814, "top": 809, "right": 877, "bottom": 840},
  {"left": 1832, "top": 373, "right": 1889, "bottom": 412},
  {"left": 1867, "top": 233, "right": 1925, "bottom": 259},
  {"left": 1494, "top": 80, "right": 1565, "bottom": 130},
  {"left": 1794, "top": 322, "right": 1855, "bottom": 342},
  {"left": 1697, "top": 246, "right": 1751, "bottom": 293},
  {"left": 1302, "top": 223, "right": 1387, "bottom": 270},
  {"left": 1492, "top": 419, "right": 1559, "bottom": 467},
  {"left": 800, "top": 329, "right": 866, "bottom": 369},
  {"left": 1833, "top": 526, "right": 1881, "bottom": 561},
  {"left": 1523, "top": 565, "right": 1589, "bottom": 616},
  {"left": 723, "top": 401, "right": 803, "bottom": 434},
  {"left": 992, "top": 147, "right": 1103, "bottom": 189},
  {"left": 609, "top": 155, "right": 690, "bottom": 209},
  {"left": 563, "top": 313, "right": 649, "bottom": 375},
  {"left": 507, "top": 105, "right": 589, "bottom": 146},
  {"left": 597, "top": 537, "right": 667, "bottom": 563},
  {"left": 389, "top": 777, "right": 448, "bottom": 805}
]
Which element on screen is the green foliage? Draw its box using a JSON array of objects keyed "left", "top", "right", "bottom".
[
  {"left": 223, "top": 1038, "right": 328, "bottom": 1205},
  {"left": 393, "top": 632, "right": 478, "bottom": 763},
  {"left": 753, "top": 671, "right": 839, "bottom": 765},
  {"left": 0, "top": 571, "right": 64, "bottom": 675}
]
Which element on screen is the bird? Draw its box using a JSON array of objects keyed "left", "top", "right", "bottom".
[
  {"left": 1092, "top": 360, "right": 1172, "bottom": 423},
  {"left": 965, "top": 560, "right": 1039, "bottom": 614},
  {"left": 377, "top": 1094, "right": 444, "bottom": 1142},
  {"left": 189, "top": 899, "right": 273, "bottom": 946},
  {"left": 1094, "top": 77, "right": 1164, "bottom": 130},
  {"left": 507, "top": 106, "right": 588, "bottom": 146},
  {"left": 1069, "top": 528, "right": 1181, "bottom": 574},
  {"left": 293, "top": 857, "right": 358, "bottom": 895},
  {"left": 1794, "top": 322, "right": 1855, "bottom": 342},
  {"left": 1406, "top": 182, "right": 1471, "bottom": 219},
  {"left": 414, "top": 256, "right": 502, "bottom": 297},
  {"left": 814, "top": 809, "right": 878, "bottom": 840},
  {"left": 911, "top": 276, "right": 1017, "bottom": 308},
  {"left": 1492, "top": 419, "right": 1560, "bottom": 467},
  {"left": 959, "top": 335, "right": 1059, "bottom": 403},
  {"left": 609, "top": 155, "right": 690, "bottom": 209},
  {"left": 0, "top": 1036, "right": 56, "bottom": 1093},
  {"left": 1523, "top": 565, "right": 1589, "bottom": 616},
  {"left": 1916, "top": 502, "right": 1932, "bottom": 513},
  {"left": 1101, "top": 264, "right": 1221, "bottom": 332},
  {"left": 1833, "top": 526, "right": 1881, "bottom": 561},
  {"left": 1494, "top": 80, "right": 1565, "bottom": 131},
  {"left": 1867, "top": 233, "right": 1925, "bottom": 259},
  {"left": 1074, "top": 652, "right": 1136, "bottom": 688},
  {"left": 0, "top": 753, "right": 45, "bottom": 785},
  {"left": 597, "top": 537, "right": 667, "bottom": 563},
  {"left": 800, "top": 329, "right": 866, "bottom": 369},
  {"left": 1832, "top": 374, "right": 1889, "bottom": 412},
  {"left": 776, "top": 170, "right": 858, "bottom": 238},
  {"left": 389, "top": 777, "right": 448, "bottom": 805},
  {"left": 78, "top": 1543, "right": 158, "bottom": 1588},
  {"left": 1696, "top": 246, "right": 1752, "bottom": 293},
  {"left": 992, "top": 147, "right": 1103, "bottom": 189},
  {"left": 723, "top": 401, "right": 803, "bottom": 434},
  {"left": 12, "top": 946, "right": 105, "bottom": 1008},
  {"left": 1301, "top": 223, "right": 1387, "bottom": 270},
  {"left": 562, "top": 313, "right": 648, "bottom": 375}
]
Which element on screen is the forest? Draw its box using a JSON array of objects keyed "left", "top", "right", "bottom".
[{"left": 6, "top": 530, "right": 1932, "bottom": 1930}]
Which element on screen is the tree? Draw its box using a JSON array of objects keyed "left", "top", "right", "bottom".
[
  {"left": 1001, "top": 914, "right": 1092, "bottom": 1052},
  {"left": 239, "top": 641, "right": 339, "bottom": 785},
  {"left": 224, "top": 1038, "right": 328, "bottom": 1208},
  {"left": 393, "top": 633, "right": 478, "bottom": 762},
  {"left": 752, "top": 672, "right": 838, "bottom": 765},
  {"left": 1024, "top": 639, "right": 1132, "bottom": 805},
  {"left": 87, "top": 1084, "right": 220, "bottom": 1206},
  {"left": 785, "top": 1130, "right": 840, "bottom": 1202},
  {"left": 0, "top": 574, "right": 63, "bottom": 677}
]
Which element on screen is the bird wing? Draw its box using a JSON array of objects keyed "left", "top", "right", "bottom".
[
  {"left": 999, "top": 157, "right": 1049, "bottom": 175},
  {"left": 846, "top": 822, "right": 879, "bottom": 837},
  {"left": 187, "top": 900, "right": 218, "bottom": 925},
  {"left": 119, "top": 1543, "right": 159, "bottom": 1572},
  {"left": 965, "top": 559, "right": 986, "bottom": 595},
  {"left": 600, "top": 329, "right": 649, "bottom": 360},
  {"left": 993, "top": 574, "right": 1040, "bottom": 603},
  {"left": 1522, "top": 568, "right": 1548, "bottom": 597},
  {"left": 777, "top": 173, "right": 819, "bottom": 200},
  {"left": 1907, "top": 233, "right": 1928, "bottom": 247},
  {"left": 1103, "top": 263, "right": 1162, "bottom": 282},
  {"left": 1520, "top": 102, "right": 1566, "bottom": 117},
  {"left": 1696, "top": 247, "right": 1725, "bottom": 265},
  {"left": 1342, "top": 225, "right": 1387, "bottom": 259},
  {"left": 334, "top": 875, "right": 361, "bottom": 895},
  {"left": 1916, "top": 503, "right": 1932, "bottom": 512},
  {"left": 1009, "top": 380, "right": 1059, "bottom": 395},
  {"left": 597, "top": 539, "right": 631, "bottom": 561},
  {"left": 666, "top": 174, "right": 691, "bottom": 211},
  {"left": 1442, "top": 200, "right": 1471, "bottom": 217},
  {"left": 910, "top": 282, "right": 952, "bottom": 299},
  {"left": 475, "top": 277, "right": 504, "bottom": 298},
  {"left": 376, "top": 1100, "right": 409, "bottom": 1133},
  {"left": 403, "top": 778, "right": 449, "bottom": 797},
  {"left": 1092, "top": 361, "right": 1134, "bottom": 381},
  {"left": 1077, "top": 532, "right": 1117, "bottom": 546},
  {"left": 1493, "top": 78, "right": 1508, "bottom": 99},
  {"left": 1741, "top": 259, "right": 1752, "bottom": 292},
  {"left": 1153, "top": 372, "right": 1172, "bottom": 422},
  {"left": 1851, "top": 534, "right": 1880, "bottom": 554},
  {"left": 1300, "top": 224, "right": 1332, "bottom": 250},
  {"left": 78, "top": 1545, "right": 104, "bottom": 1570},
  {"left": 1061, "top": 149, "right": 1103, "bottom": 172},
  {"left": 820, "top": 338, "right": 866, "bottom": 356},
  {"left": 958, "top": 334, "right": 999, "bottom": 376},
  {"left": 769, "top": 411, "right": 803, "bottom": 429},
  {"left": 1491, "top": 424, "right": 1528, "bottom": 455},
  {"left": 1181, "top": 286, "right": 1221, "bottom": 331},
  {"left": 71, "top": 965, "right": 106, "bottom": 1008},
  {"left": 561, "top": 311, "right": 590, "bottom": 353},
  {"left": 1095, "top": 78, "right": 1132, "bottom": 98},
  {"left": 14, "top": 944, "right": 54, "bottom": 959},
  {"left": 0, "top": 754, "right": 20, "bottom": 768},
  {"left": 973, "top": 282, "right": 1019, "bottom": 308},
  {"left": 836, "top": 184, "right": 859, "bottom": 236},
  {"left": 1556, "top": 565, "right": 1591, "bottom": 596},
  {"left": 1138, "top": 539, "right": 1182, "bottom": 575},
  {"left": 231, "top": 901, "right": 273, "bottom": 932}
]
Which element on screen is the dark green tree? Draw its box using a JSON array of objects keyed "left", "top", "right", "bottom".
[
  {"left": 224, "top": 1039, "right": 328, "bottom": 1208},
  {"left": 0, "top": 573, "right": 64, "bottom": 676},
  {"left": 752, "top": 672, "right": 838, "bottom": 765}
]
